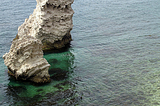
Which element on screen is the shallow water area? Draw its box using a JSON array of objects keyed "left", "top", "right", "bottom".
[{"left": 1, "top": 0, "right": 160, "bottom": 105}]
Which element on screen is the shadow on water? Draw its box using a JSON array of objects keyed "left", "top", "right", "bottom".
[{"left": 4, "top": 47, "right": 82, "bottom": 106}]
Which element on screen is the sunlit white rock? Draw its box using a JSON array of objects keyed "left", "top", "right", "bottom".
[
  {"left": 17, "top": 0, "right": 74, "bottom": 50},
  {"left": 3, "top": 36, "right": 50, "bottom": 83}
]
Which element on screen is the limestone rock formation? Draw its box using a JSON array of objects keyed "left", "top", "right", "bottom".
[
  {"left": 3, "top": 36, "right": 50, "bottom": 83},
  {"left": 17, "top": 0, "right": 74, "bottom": 50}
]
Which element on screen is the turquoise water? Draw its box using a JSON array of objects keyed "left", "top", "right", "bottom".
[{"left": 1, "top": 0, "right": 160, "bottom": 105}]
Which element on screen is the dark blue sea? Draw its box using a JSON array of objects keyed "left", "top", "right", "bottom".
[{"left": 1, "top": 0, "right": 160, "bottom": 105}]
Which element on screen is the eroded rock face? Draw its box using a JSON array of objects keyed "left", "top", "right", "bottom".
[
  {"left": 3, "top": 36, "right": 50, "bottom": 83},
  {"left": 18, "top": 0, "right": 74, "bottom": 50}
]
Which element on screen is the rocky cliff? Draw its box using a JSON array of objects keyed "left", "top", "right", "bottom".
[
  {"left": 3, "top": 36, "right": 50, "bottom": 83},
  {"left": 17, "top": 0, "right": 74, "bottom": 50}
]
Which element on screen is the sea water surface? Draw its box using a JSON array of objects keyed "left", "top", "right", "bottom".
[{"left": 1, "top": 0, "right": 160, "bottom": 105}]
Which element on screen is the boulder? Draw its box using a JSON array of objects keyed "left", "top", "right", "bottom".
[
  {"left": 17, "top": 0, "right": 74, "bottom": 50},
  {"left": 3, "top": 36, "right": 50, "bottom": 83}
]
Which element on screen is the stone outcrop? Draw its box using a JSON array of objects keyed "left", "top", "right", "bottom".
[
  {"left": 3, "top": 36, "right": 50, "bottom": 83},
  {"left": 17, "top": 0, "right": 74, "bottom": 50}
]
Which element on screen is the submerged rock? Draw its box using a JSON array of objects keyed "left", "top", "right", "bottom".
[
  {"left": 49, "top": 68, "right": 68, "bottom": 81},
  {"left": 7, "top": 85, "right": 27, "bottom": 94},
  {"left": 17, "top": 0, "right": 74, "bottom": 50},
  {"left": 3, "top": 36, "right": 50, "bottom": 83}
]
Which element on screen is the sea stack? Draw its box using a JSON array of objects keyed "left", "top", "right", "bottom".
[
  {"left": 17, "top": 0, "right": 74, "bottom": 50},
  {"left": 3, "top": 36, "right": 50, "bottom": 83}
]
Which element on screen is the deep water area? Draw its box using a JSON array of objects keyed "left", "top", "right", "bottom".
[{"left": 1, "top": 0, "right": 160, "bottom": 105}]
